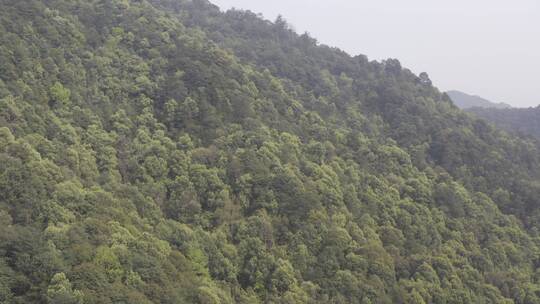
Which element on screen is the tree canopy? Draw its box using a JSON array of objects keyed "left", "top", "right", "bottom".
[{"left": 1, "top": 0, "right": 540, "bottom": 303}]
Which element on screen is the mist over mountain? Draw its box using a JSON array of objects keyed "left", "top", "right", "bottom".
[
  {"left": 447, "top": 90, "right": 512, "bottom": 109},
  {"left": 2, "top": 0, "right": 540, "bottom": 303}
]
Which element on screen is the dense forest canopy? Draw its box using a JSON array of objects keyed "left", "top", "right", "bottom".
[
  {"left": 468, "top": 106, "right": 540, "bottom": 140},
  {"left": 1, "top": 0, "right": 540, "bottom": 303}
]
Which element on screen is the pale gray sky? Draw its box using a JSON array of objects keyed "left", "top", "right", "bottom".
[{"left": 211, "top": 0, "right": 540, "bottom": 107}]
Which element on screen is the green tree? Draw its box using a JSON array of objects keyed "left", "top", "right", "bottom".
[{"left": 47, "top": 273, "right": 83, "bottom": 304}]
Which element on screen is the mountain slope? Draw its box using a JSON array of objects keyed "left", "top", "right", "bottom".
[
  {"left": 447, "top": 90, "right": 511, "bottom": 109},
  {"left": 1, "top": 0, "right": 540, "bottom": 303},
  {"left": 469, "top": 105, "right": 540, "bottom": 139},
  {"left": 172, "top": 0, "right": 540, "bottom": 223}
]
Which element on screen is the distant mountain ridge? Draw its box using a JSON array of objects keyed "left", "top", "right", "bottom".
[
  {"left": 447, "top": 90, "right": 512, "bottom": 109},
  {"left": 447, "top": 91, "right": 540, "bottom": 139},
  {"left": 468, "top": 106, "right": 540, "bottom": 139}
]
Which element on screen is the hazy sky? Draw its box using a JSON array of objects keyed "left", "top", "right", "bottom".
[{"left": 211, "top": 0, "right": 540, "bottom": 107}]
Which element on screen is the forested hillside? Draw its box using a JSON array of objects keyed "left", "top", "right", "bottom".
[
  {"left": 468, "top": 106, "right": 540, "bottom": 140},
  {"left": 2, "top": 0, "right": 540, "bottom": 303}
]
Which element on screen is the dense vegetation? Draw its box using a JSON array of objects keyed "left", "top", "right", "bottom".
[
  {"left": 468, "top": 106, "right": 540, "bottom": 140},
  {"left": 446, "top": 91, "right": 540, "bottom": 140},
  {"left": 2, "top": 0, "right": 540, "bottom": 303}
]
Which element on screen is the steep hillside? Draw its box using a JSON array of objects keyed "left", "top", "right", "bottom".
[
  {"left": 447, "top": 90, "right": 511, "bottom": 109},
  {"left": 469, "top": 106, "right": 540, "bottom": 139},
  {"left": 163, "top": 0, "right": 540, "bottom": 224},
  {"left": 1, "top": 0, "right": 540, "bottom": 303}
]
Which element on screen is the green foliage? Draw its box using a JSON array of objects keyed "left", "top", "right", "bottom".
[
  {"left": 47, "top": 273, "right": 84, "bottom": 304},
  {"left": 49, "top": 82, "right": 71, "bottom": 108},
  {"left": 468, "top": 105, "right": 540, "bottom": 140},
  {"left": 1, "top": 0, "right": 540, "bottom": 303}
]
